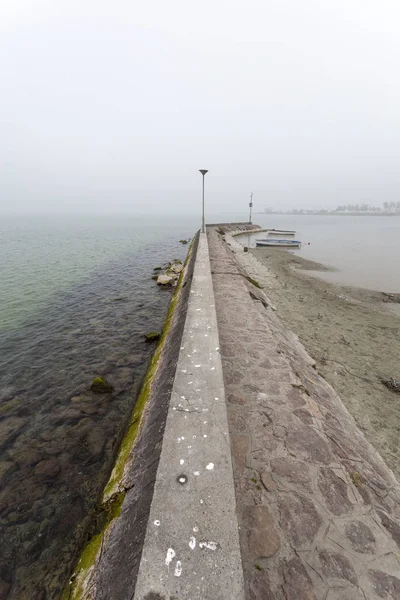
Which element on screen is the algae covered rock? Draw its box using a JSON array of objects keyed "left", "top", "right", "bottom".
[
  {"left": 157, "top": 273, "right": 176, "bottom": 286},
  {"left": 170, "top": 262, "right": 183, "bottom": 274},
  {"left": 179, "top": 239, "right": 188, "bottom": 244},
  {"left": 90, "top": 377, "right": 113, "bottom": 394},
  {"left": 144, "top": 331, "right": 160, "bottom": 343}
]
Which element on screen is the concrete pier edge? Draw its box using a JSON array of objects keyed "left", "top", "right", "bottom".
[{"left": 133, "top": 232, "right": 245, "bottom": 599}]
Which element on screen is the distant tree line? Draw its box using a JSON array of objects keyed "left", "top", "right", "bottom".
[
  {"left": 263, "top": 202, "right": 400, "bottom": 215},
  {"left": 334, "top": 202, "right": 400, "bottom": 213}
]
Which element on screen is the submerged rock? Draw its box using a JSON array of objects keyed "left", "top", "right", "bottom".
[
  {"left": 144, "top": 331, "right": 161, "bottom": 343},
  {"left": 34, "top": 458, "right": 61, "bottom": 479},
  {"left": 382, "top": 377, "right": 400, "bottom": 393},
  {"left": 179, "top": 239, "right": 188, "bottom": 244},
  {"left": 90, "top": 377, "right": 113, "bottom": 394}
]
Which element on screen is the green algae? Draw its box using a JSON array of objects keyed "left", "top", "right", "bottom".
[
  {"left": 242, "top": 274, "right": 262, "bottom": 289},
  {"left": 0, "top": 397, "right": 22, "bottom": 415},
  {"left": 350, "top": 471, "right": 364, "bottom": 487},
  {"left": 63, "top": 492, "right": 125, "bottom": 600},
  {"left": 90, "top": 377, "right": 113, "bottom": 393},
  {"left": 103, "top": 241, "right": 193, "bottom": 500},
  {"left": 144, "top": 331, "right": 160, "bottom": 342}
]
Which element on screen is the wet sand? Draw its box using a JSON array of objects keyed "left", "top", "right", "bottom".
[{"left": 250, "top": 248, "right": 400, "bottom": 480}]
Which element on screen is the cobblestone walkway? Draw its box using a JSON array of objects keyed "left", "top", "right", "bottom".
[{"left": 208, "top": 228, "right": 400, "bottom": 600}]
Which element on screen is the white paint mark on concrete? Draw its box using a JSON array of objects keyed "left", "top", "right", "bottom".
[
  {"left": 199, "top": 541, "right": 218, "bottom": 551},
  {"left": 206, "top": 463, "right": 214, "bottom": 470},
  {"left": 189, "top": 536, "right": 196, "bottom": 549},
  {"left": 203, "top": 434, "right": 208, "bottom": 438},
  {"left": 193, "top": 526, "right": 199, "bottom": 532},
  {"left": 180, "top": 459, "right": 184, "bottom": 465},
  {"left": 181, "top": 395, "right": 186, "bottom": 400},
  {"left": 165, "top": 548, "right": 176, "bottom": 565},
  {"left": 174, "top": 561, "right": 182, "bottom": 577},
  {"left": 188, "top": 381, "right": 193, "bottom": 384},
  {"left": 154, "top": 520, "right": 160, "bottom": 527},
  {"left": 181, "top": 369, "right": 187, "bottom": 373},
  {"left": 204, "top": 421, "right": 208, "bottom": 424},
  {"left": 214, "top": 397, "right": 219, "bottom": 401},
  {"left": 200, "top": 499, "right": 204, "bottom": 504},
  {"left": 194, "top": 364, "right": 201, "bottom": 368},
  {"left": 215, "top": 347, "right": 220, "bottom": 351},
  {"left": 179, "top": 476, "right": 186, "bottom": 484},
  {"left": 194, "top": 471, "right": 200, "bottom": 476},
  {"left": 204, "top": 334, "right": 208, "bottom": 337},
  {"left": 210, "top": 367, "right": 215, "bottom": 371}
]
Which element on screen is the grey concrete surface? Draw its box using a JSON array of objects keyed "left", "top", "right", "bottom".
[{"left": 133, "top": 233, "right": 245, "bottom": 600}]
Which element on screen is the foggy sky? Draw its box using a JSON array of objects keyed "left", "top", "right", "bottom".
[{"left": 1, "top": 0, "right": 400, "bottom": 215}]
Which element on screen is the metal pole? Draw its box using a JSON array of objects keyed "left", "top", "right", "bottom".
[
  {"left": 202, "top": 174, "right": 205, "bottom": 233},
  {"left": 199, "top": 170, "right": 208, "bottom": 233},
  {"left": 249, "top": 192, "right": 253, "bottom": 224}
]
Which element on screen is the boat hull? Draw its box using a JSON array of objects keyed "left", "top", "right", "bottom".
[{"left": 256, "top": 239, "right": 301, "bottom": 248}]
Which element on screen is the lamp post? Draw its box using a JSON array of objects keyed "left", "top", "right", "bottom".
[
  {"left": 199, "top": 169, "right": 208, "bottom": 233},
  {"left": 249, "top": 192, "right": 253, "bottom": 224}
]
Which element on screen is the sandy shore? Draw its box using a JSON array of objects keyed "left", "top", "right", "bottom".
[{"left": 249, "top": 247, "right": 400, "bottom": 479}]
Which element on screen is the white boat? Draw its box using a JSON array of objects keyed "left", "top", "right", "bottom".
[
  {"left": 256, "top": 239, "right": 301, "bottom": 248},
  {"left": 267, "top": 229, "right": 296, "bottom": 235}
]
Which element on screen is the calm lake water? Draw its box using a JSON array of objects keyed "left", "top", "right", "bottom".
[
  {"left": 237, "top": 214, "right": 400, "bottom": 293},
  {"left": 0, "top": 215, "right": 200, "bottom": 599}
]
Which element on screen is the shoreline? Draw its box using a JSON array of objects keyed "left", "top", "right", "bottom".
[{"left": 245, "top": 246, "right": 400, "bottom": 479}]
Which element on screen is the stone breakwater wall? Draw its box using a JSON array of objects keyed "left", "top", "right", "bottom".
[
  {"left": 64, "top": 233, "right": 199, "bottom": 600},
  {"left": 209, "top": 226, "right": 400, "bottom": 600}
]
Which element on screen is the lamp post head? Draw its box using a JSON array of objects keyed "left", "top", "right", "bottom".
[{"left": 199, "top": 169, "right": 208, "bottom": 176}]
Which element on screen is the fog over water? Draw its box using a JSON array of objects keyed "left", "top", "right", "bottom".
[{"left": 1, "top": 0, "right": 400, "bottom": 216}]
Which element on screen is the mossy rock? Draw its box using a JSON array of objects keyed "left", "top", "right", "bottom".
[
  {"left": 173, "top": 259, "right": 182, "bottom": 264},
  {"left": 151, "top": 274, "right": 159, "bottom": 280},
  {"left": 153, "top": 267, "right": 163, "bottom": 271},
  {"left": 0, "top": 397, "right": 22, "bottom": 416},
  {"left": 91, "top": 377, "right": 113, "bottom": 394},
  {"left": 179, "top": 239, "right": 188, "bottom": 244},
  {"left": 144, "top": 331, "right": 160, "bottom": 343}
]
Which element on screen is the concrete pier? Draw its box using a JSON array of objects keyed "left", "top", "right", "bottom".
[
  {"left": 70, "top": 224, "right": 400, "bottom": 600},
  {"left": 134, "top": 232, "right": 244, "bottom": 599}
]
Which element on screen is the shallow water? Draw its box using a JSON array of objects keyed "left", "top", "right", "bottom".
[
  {"left": 0, "top": 215, "right": 198, "bottom": 599},
  {"left": 236, "top": 215, "right": 400, "bottom": 293}
]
